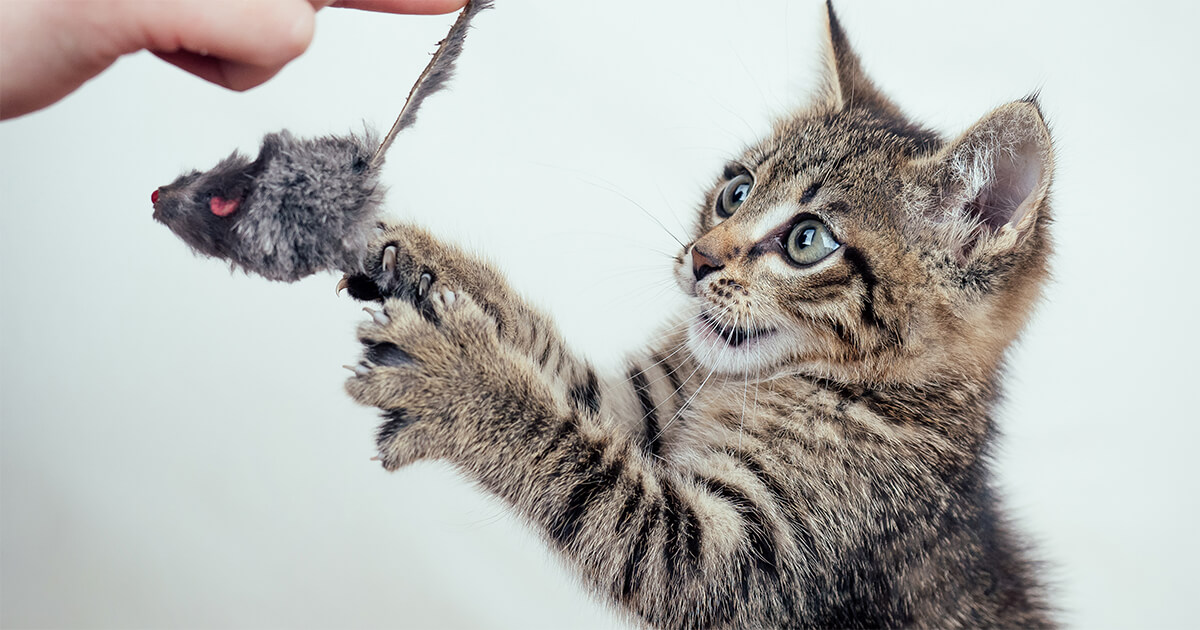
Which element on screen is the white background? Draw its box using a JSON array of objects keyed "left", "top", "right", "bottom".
[{"left": 2, "top": 1, "right": 1198, "bottom": 628}]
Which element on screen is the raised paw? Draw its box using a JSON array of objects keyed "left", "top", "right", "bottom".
[
  {"left": 338, "top": 224, "right": 447, "bottom": 304},
  {"left": 344, "top": 287, "right": 504, "bottom": 469}
]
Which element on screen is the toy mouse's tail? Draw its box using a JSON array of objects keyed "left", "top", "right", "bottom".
[{"left": 370, "top": 0, "right": 495, "bottom": 169}]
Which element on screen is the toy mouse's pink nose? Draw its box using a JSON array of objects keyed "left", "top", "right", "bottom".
[{"left": 151, "top": 189, "right": 160, "bottom": 204}]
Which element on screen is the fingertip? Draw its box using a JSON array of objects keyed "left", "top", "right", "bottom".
[
  {"left": 285, "top": 7, "right": 316, "bottom": 61},
  {"left": 330, "top": 0, "right": 468, "bottom": 15},
  {"left": 218, "top": 61, "right": 284, "bottom": 92},
  {"left": 156, "top": 51, "right": 282, "bottom": 93}
]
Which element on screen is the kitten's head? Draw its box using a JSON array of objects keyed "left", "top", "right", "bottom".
[{"left": 676, "top": 3, "right": 1054, "bottom": 385}]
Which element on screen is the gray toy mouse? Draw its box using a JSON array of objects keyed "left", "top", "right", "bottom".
[{"left": 152, "top": 0, "right": 491, "bottom": 283}]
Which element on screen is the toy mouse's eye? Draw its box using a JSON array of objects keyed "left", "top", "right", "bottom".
[
  {"left": 717, "top": 174, "right": 753, "bottom": 218},
  {"left": 351, "top": 157, "right": 368, "bottom": 173},
  {"left": 785, "top": 219, "right": 839, "bottom": 265}
]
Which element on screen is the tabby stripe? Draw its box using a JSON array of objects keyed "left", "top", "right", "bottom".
[
  {"left": 480, "top": 299, "right": 504, "bottom": 337},
  {"left": 551, "top": 348, "right": 567, "bottom": 378},
  {"left": 660, "top": 480, "right": 702, "bottom": 575},
  {"left": 569, "top": 367, "right": 602, "bottom": 415},
  {"left": 621, "top": 500, "right": 661, "bottom": 600},
  {"left": 802, "top": 271, "right": 852, "bottom": 292},
  {"left": 551, "top": 448, "right": 623, "bottom": 546},
  {"left": 661, "top": 482, "right": 682, "bottom": 579},
  {"left": 696, "top": 476, "right": 780, "bottom": 580},
  {"left": 630, "top": 366, "right": 660, "bottom": 458},
  {"left": 799, "top": 180, "right": 822, "bottom": 205},
  {"left": 829, "top": 321, "right": 858, "bottom": 349},
  {"left": 537, "top": 336, "right": 553, "bottom": 368},
  {"left": 376, "top": 409, "right": 412, "bottom": 446},
  {"left": 733, "top": 450, "right": 818, "bottom": 557},
  {"left": 680, "top": 498, "right": 702, "bottom": 564},
  {"left": 529, "top": 413, "right": 578, "bottom": 464},
  {"left": 842, "top": 246, "right": 901, "bottom": 345},
  {"left": 652, "top": 352, "right": 686, "bottom": 408},
  {"left": 616, "top": 481, "right": 645, "bottom": 532}
]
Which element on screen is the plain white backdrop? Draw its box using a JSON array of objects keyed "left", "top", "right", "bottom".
[{"left": 2, "top": 1, "right": 1198, "bottom": 628}]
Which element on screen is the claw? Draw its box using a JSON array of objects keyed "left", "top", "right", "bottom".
[
  {"left": 363, "top": 306, "right": 390, "bottom": 326},
  {"left": 418, "top": 273, "right": 432, "bottom": 299},
  {"left": 335, "top": 274, "right": 349, "bottom": 296},
  {"left": 382, "top": 246, "right": 397, "bottom": 273},
  {"left": 343, "top": 363, "right": 372, "bottom": 377}
]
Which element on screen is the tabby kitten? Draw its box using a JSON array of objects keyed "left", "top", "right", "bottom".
[{"left": 341, "top": 4, "right": 1055, "bottom": 628}]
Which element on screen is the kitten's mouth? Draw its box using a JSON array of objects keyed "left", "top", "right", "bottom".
[{"left": 697, "top": 312, "right": 776, "bottom": 348}]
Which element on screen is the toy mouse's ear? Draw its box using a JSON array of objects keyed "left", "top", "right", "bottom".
[
  {"left": 256, "top": 131, "right": 288, "bottom": 165},
  {"left": 209, "top": 196, "right": 241, "bottom": 217},
  {"left": 817, "top": 2, "right": 902, "bottom": 117}
]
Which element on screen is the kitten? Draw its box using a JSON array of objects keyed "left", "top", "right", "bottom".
[{"left": 341, "top": 3, "right": 1055, "bottom": 628}]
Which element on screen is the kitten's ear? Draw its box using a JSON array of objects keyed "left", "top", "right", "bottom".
[
  {"left": 818, "top": 2, "right": 902, "bottom": 117},
  {"left": 919, "top": 99, "right": 1054, "bottom": 262}
]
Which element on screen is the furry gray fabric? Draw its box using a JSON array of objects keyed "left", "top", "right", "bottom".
[
  {"left": 152, "top": 0, "right": 492, "bottom": 282},
  {"left": 153, "top": 131, "right": 382, "bottom": 282}
]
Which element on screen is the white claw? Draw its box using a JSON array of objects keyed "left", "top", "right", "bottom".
[
  {"left": 382, "top": 246, "right": 398, "bottom": 272},
  {"left": 417, "top": 273, "right": 432, "bottom": 299},
  {"left": 335, "top": 275, "right": 349, "bottom": 296},
  {"left": 363, "top": 306, "right": 389, "bottom": 326},
  {"left": 442, "top": 289, "right": 456, "bottom": 307},
  {"left": 342, "top": 364, "right": 358, "bottom": 375}
]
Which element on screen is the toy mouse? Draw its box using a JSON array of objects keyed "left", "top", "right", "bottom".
[{"left": 151, "top": 0, "right": 491, "bottom": 282}]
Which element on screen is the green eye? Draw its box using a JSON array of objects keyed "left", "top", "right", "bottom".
[
  {"left": 785, "top": 219, "right": 839, "bottom": 265},
  {"left": 717, "top": 174, "right": 752, "bottom": 218}
]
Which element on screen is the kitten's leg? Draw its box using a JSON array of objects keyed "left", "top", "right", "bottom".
[
  {"left": 345, "top": 285, "right": 800, "bottom": 629},
  {"left": 341, "top": 223, "right": 604, "bottom": 412}
]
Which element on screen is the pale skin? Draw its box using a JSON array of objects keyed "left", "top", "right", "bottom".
[{"left": 0, "top": 0, "right": 468, "bottom": 120}]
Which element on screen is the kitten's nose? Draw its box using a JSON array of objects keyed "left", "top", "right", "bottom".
[{"left": 692, "top": 246, "right": 724, "bottom": 282}]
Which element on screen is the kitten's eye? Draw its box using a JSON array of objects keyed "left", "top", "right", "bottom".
[
  {"left": 717, "top": 174, "right": 753, "bottom": 218},
  {"left": 785, "top": 219, "right": 839, "bottom": 265}
]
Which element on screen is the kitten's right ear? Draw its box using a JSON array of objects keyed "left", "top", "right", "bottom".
[
  {"left": 916, "top": 99, "right": 1054, "bottom": 263},
  {"left": 817, "top": 2, "right": 902, "bottom": 117}
]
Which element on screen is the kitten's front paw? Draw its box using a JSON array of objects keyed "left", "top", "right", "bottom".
[
  {"left": 345, "top": 286, "right": 503, "bottom": 470},
  {"left": 339, "top": 224, "right": 443, "bottom": 304}
]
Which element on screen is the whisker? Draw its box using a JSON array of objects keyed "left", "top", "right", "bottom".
[{"left": 651, "top": 307, "right": 740, "bottom": 442}]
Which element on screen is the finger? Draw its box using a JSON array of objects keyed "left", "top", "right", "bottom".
[
  {"left": 328, "top": 0, "right": 468, "bottom": 15},
  {"left": 152, "top": 51, "right": 285, "bottom": 93},
  {"left": 135, "top": 0, "right": 316, "bottom": 91}
]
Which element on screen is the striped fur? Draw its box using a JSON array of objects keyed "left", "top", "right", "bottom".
[{"left": 343, "top": 4, "right": 1055, "bottom": 628}]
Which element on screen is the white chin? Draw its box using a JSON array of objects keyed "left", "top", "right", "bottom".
[{"left": 685, "top": 316, "right": 786, "bottom": 375}]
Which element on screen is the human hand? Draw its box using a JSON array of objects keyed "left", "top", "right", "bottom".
[{"left": 0, "top": 0, "right": 468, "bottom": 120}]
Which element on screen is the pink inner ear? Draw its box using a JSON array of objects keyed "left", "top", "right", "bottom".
[{"left": 210, "top": 196, "right": 240, "bottom": 217}]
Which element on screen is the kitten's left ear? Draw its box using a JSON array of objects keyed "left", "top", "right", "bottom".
[
  {"left": 818, "top": 2, "right": 903, "bottom": 118},
  {"left": 917, "top": 99, "right": 1054, "bottom": 261}
]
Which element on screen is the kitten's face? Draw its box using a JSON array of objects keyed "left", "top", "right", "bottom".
[
  {"left": 674, "top": 106, "right": 1051, "bottom": 383},
  {"left": 676, "top": 110, "right": 911, "bottom": 377}
]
